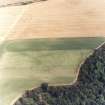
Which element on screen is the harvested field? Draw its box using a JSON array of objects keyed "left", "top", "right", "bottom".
[{"left": 0, "top": 0, "right": 105, "bottom": 41}]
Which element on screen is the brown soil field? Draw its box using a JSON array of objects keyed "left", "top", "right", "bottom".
[{"left": 0, "top": 0, "right": 105, "bottom": 40}]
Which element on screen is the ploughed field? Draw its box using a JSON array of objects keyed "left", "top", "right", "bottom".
[{"left": 0, "top": 37, "right": 105, "bottom": 105}]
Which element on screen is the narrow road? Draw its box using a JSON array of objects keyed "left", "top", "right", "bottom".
[
  {"left": 0, "top": 4, "right": 28, "bottom": 44},
  {"left": 0, "top": 0, "right": 46, "bottom": 44}
]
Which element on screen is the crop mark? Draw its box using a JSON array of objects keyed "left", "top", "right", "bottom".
[{"left": 0, "top": 0, "right": 47, "bottom": 8}]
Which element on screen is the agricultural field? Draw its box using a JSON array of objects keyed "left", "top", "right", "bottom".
[{"left": 0, "top": 37, "right": 105, "bottom": 105}]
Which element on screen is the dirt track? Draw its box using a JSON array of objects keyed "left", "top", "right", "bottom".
[{"left": 0, "top": 0, "right": 105, "bottom": 40}]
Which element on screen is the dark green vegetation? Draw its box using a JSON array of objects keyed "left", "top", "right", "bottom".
[
  {"left": 13, "top": 42, "right": 105, "bottom": 105},
  {"left": 0, "top": 37, "right": 105, "bottom": 105},
  {"left": 1, "top": 37, "right": 105, "bottom": 51}
]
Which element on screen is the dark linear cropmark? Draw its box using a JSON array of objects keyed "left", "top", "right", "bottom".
[{"left": 0, "top": 0, "right": 47, "bottom": 8}]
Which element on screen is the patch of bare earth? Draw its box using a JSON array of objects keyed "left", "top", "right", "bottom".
[{"left": 1, "top": 0, "right": 105, "bottom": 40}]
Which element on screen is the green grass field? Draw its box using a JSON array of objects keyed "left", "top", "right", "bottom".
[{"left": 0, "top": 37, "right": 105, "bottom": 105}]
